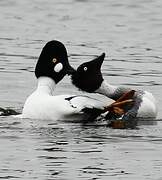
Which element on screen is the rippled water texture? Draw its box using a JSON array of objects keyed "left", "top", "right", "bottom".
[{"left": 0, "top": 0, "right": 162, "bottom": 179}]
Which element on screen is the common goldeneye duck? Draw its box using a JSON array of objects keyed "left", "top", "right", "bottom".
[
  {"left": 71, "top": 53, "right": 158, "bottom": 120},
  {"left": 22, "top": 41, "right": 111, "bottom": 122}
]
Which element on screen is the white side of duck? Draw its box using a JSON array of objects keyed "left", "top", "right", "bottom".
[
  {"left": 22, "top": 77, "right": 106, "bottom": 121},
  {"left": 137, "top": 91, "right": 157, "bottom": 118},
  {"left": 95, "top": 80, "right": 158, "bottom": 119}
]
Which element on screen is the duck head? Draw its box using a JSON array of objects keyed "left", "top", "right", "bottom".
[
  {"left": 35, "top": 40, "right": 75, "bottom": 84},
  {"left": 71, "top": 53, "right": 105, "bottom": 92}
]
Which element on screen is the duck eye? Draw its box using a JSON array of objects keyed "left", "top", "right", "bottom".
[
  {"left": 84, "top": 67, "right": 88, "bottom": 71},
  {"left": 52, "top": 58, "right": 57, "bottom": 63}
]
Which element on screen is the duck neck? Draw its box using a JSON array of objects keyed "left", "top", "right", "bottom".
[
  {"left": 37, "top": 76, "right": 56, "bottom": 95},
  {"left": 95, "top": 80, "right": 118, "bottom": 99}
]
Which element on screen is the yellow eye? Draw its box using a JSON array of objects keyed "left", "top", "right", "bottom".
[{"left": 52, "top": 58, "right": 57, "bottom": 63}]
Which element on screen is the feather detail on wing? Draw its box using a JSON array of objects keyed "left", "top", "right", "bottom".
[{"left": 104, "top": 90, "right": 135, "bottom": 115}]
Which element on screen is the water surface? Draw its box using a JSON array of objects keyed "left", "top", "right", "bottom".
[{"left": 0, "top": 0, "right": 162, "bottom": 179}]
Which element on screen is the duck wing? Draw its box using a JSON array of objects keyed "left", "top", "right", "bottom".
[
  {"left": 105, "top": 90, "right": 143, "bottom": 129},
  {"left": 105, "top": 90, "right": 135, "bottom": 116},
  {"left": 64, "top": 95, "right": 106, "bottom": 123}
]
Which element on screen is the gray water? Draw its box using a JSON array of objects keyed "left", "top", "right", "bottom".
[{"left": 0, "top": 0, "right": 162, "bottom": 179}]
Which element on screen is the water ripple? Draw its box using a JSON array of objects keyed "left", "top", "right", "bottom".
[
  {"left": 0, "top": 52, "right": 37, "bottom": 60},
  {"left": 1, "top": 0, "right": 162, "bottom": 179}
]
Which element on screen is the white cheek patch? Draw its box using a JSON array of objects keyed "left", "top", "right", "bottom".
[{"left": 54, "top": 63, "right": 63, "bottom": 73}]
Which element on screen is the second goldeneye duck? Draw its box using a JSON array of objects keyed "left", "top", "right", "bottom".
[
  {"left": 71, "top": 53, "right": 158, "bottom": 121},
  {"left": 22, "top": 41, "right": 113, "bottom": 122}
]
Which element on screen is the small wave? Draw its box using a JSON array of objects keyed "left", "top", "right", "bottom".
[
  {"left": 0, "top": 53, "right": 37, "bottom": 60},
  {"left": 123, "top": 81, "right": 162, "bottom": 86}
]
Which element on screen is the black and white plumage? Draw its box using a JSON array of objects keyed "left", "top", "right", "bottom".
[
  {"left": 95, "top": 79, "right": 157, "bottom": 119},
  {"left": 22, "top": 41, "right": 107, "bottom": 122},
  {"left": 71, "top": 53, "right": 157, "bottom": 120}
]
